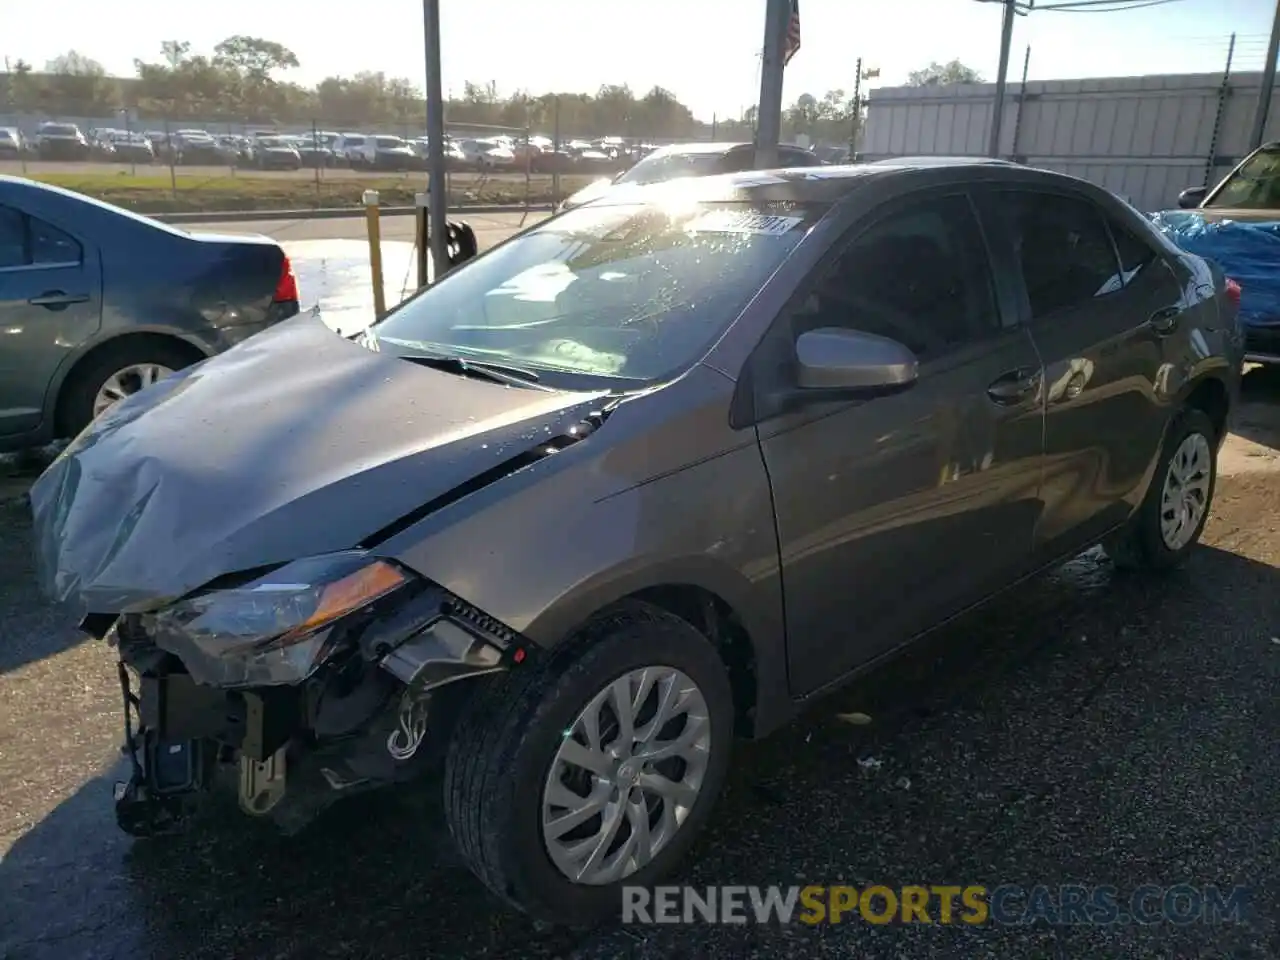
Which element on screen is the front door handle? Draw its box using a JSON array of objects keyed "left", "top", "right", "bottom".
[
  {"left": 987, "top": 367, "right": 1040, "bottom": 405},
  {"left": 28, "top": 290, "right": 89, "bottom": 310},
  {"left": 1148, "top": 304, "right": 1181, "bottom": 335}
]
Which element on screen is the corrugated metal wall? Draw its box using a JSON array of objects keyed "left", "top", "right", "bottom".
[{"left": 862, "top": 70, "right": 1280, "bottom": 211}]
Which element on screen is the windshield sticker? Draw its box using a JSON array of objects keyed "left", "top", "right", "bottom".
[{"left": 685, "top": 211, "right": 804, "bottom": 236}]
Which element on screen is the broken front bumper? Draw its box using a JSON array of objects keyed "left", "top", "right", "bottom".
[{"left": 110, "top": 592, "right": 518, "bottom": 837}]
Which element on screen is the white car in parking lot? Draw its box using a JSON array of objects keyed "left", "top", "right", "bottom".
[{"left": 330, "top": 133, "right": 369, "bottom": 167}]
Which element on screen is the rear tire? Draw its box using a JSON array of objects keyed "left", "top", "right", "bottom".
[
  {"left": 1103, "top": 407, "right": 1217, "bottom": 572},
  {"left": 443, "top": 601, "right": 734, "bottom": 925},
  {"left": 58, "top": 339, "right": 199, "bottom": 439}
]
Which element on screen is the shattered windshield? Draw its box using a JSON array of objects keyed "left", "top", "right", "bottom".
[
  {"left": 370, "top": 199, "right": 823, "bottom": 387},
  {"left": 1206, "top": 147, "right": 1280, "bottom": 209}
]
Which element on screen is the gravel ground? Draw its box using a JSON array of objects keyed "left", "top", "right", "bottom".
[{"left": 1, "top": 370, "right": 1278, "bottom": 960}]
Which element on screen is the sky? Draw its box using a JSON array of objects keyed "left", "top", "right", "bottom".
[{"left": 1, "top": 0, "right": 1276, "bottom": 120}]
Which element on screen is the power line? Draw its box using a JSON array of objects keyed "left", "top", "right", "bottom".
[
  {"left": 971, "top": 0, "right": 1190, "bottom": 10},
  {"left": 1032, "top": 0, "right": 1190, "bottom": 12}
]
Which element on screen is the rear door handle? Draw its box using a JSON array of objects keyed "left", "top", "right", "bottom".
[
  {"left": 1148, "top": 305, "right": 1181, "bottom": 335},
  {"left": 987, "top": 367, "right": 1041, "bottom": 405},
  {"left": 28, "top": 290, "right": 90, "bottom": 309}
]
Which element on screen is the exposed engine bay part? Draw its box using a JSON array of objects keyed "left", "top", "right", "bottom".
[
  {"left": 386, "top": 687, "right": 432, "bottom": 760},
  {"left": 109, "top": 584, "right": 525, "bottom": 836},
  {"left": 239, "top": 746, "right": 288, "bottom": 815},
  {"left": 378, "top": 618, "right": 506, "bottom": 690}
]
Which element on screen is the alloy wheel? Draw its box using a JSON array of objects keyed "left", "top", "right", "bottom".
[
  {"left": 92, "top": 363, "right": 173, "bottom": 419},
  {"left": 541, "top": 665, "right": 712, "bottom": 886},
  {"left": 1159, "top": 431, "right": 1212, "bottom": 550}
]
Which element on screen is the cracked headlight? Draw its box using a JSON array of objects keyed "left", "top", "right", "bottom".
[{"left": 142, "top": 551, "right": 410, "bottom": 688}]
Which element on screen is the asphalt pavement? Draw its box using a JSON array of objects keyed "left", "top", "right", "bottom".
[{"left": 1, "top": 219, "right": 1279, "bottom": 957}]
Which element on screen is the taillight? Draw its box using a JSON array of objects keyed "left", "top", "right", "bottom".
[
  {"left": 273, "top": 253, "right": 299, "bottom": 303},
  {"left": 1225, "top": 277, "right": 1242, "bottom": 307}
]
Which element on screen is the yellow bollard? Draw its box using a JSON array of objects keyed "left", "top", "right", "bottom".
[
  {"left": 414, "top": 191, "right": 430, "bottom": 290},
  {"left": 363, "top": 189, "right": 387, "bottom": 319}
]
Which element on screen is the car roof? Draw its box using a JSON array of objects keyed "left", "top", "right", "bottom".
[
  {"left": 0, "top": 174, "right": 191, "bottom": 236},
  {"left": 647, "top": 141, "right": 816, "bottom": 159},
  {"left": 601, "top": 159, "right": 1098, "bottom": 207},
  {"left": 868, "top": 155, "right": 1022, "bottom": 167}
]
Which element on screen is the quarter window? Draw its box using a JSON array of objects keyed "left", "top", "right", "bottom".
[
  {"left": 1109, "top": 219, "right": 1157, "bottom": 282},
  {"left": 998, "top": 191, "right": 1123, "bottom": 319},
  {"left": 793, "top": 194, "right": 999, "bottom": 360}
]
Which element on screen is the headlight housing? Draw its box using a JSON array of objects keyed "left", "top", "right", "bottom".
[{"left": 142, "top": 551, "right": 410, "bottom": 688}]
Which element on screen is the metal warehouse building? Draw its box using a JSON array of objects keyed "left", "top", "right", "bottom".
[{"left": 861, "top": 70, "right": 1280, "bottom": 212}]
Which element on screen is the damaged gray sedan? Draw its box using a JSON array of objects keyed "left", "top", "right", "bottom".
[{"left": 30, "top": 161, "right": 1241, "bottom": 925}]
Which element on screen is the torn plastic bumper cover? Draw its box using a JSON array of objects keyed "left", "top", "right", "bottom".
[{"left": 109, "top": 580, "right": 518, "bottom": 836}]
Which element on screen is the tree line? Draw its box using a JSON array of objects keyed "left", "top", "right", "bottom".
[{"left": 1, "top": 39, "right": 981, "bottom": 142}]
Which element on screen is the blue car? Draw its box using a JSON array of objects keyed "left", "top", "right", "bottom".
[{"left": 0, "top": 176, "right": 300, "bottom": 453}]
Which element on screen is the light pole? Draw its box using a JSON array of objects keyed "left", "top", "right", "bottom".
[
  {"left": 423, "top": 0, "right": 449, "bottom": 281},
  {"left": 987, "top": 0, "right": 1017, "bottom": 158},
  {"left": 1250, "top": 0, "right": 1280, "bottom": 150}
]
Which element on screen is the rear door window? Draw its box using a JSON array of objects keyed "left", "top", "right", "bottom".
[
  {"left": 31, "top": 217, "right": 82, "bottom": 265},
  {"left": 993, "top": 191, "right": 1124, "bottom": 320},
  {"left": 0, "top": 206, "right": 25, "bottom": 268}
]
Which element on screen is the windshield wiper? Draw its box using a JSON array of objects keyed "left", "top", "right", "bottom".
[{"left": 399, "top": 352, "right": 549, "bottom": 389}]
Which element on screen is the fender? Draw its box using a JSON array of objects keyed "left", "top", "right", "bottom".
[
  {"left": 39, "top": 325, "right": 216, "bottom": 428},
  {"left": 522, "top": 551, "right": 792, "bottom": 739}
]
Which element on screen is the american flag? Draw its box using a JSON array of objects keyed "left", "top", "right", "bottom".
[{"left": 783, "top": 0, "right": 801, "bottom": 66}]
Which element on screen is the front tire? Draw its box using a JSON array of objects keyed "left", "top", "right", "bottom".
[
  {"left": 443, "top": 601, "right": 734, "bottom": 925},
  {"left": 1104, "top": 407, "right": 1217, "bottom": 572}
]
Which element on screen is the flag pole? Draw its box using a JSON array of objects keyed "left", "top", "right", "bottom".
[{"left": 755, "top": 0, "right": 790, "bottom": 168}]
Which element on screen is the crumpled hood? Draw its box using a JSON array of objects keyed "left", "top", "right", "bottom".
[{"left": 30, "top": 315, "right": 605, "bottom": 616}]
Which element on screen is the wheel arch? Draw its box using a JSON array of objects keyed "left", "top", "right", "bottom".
[
  {"left": 50, "top": 330, "right": 210, "bottom": 435},
  {"left": 523, "top": 567, "right": 790, "bottom": 740},
  {"left": 1179, "top": 373, "right": 1230, "bottom": 443}
]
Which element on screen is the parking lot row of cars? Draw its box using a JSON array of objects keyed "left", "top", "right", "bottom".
[{"left": 0, "top": 122, "right": 665, "bottom": 174}]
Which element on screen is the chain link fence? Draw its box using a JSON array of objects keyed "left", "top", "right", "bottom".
[{"left": 0, "top": 101, "right": 663, "bottom": 214}]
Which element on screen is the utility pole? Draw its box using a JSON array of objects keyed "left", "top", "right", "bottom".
[
  {"left": 423, "top": 0, "right": 449, "bottom": 281},
  {"left": 988, "top": 0, "right": 1017, "bottom": 158},
  {"left": 1250, "top": 0, "right": 1280, "bottom": 150},
  {"left": 850, "top": 56, "right": 863, "bottom": 155},
  {"left": 754, "top": 0, "right": 789, "bottom": 168}
]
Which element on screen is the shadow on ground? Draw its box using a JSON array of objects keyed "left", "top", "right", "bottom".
[{"left": 3, "top": 522, "right": 1277, "bottom": 959}]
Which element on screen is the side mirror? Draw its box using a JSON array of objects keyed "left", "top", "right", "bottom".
[
  {"left": 1177, "top": 186, "right": 1207, "bottom": 209},
  {"left": 795, "top": 327, "right": 918, "bottom": 392}
]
